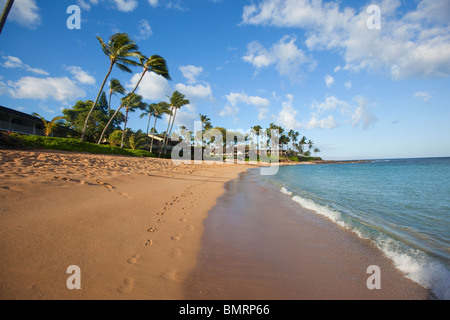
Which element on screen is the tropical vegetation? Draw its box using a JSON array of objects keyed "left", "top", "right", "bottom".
[{"left": 1, "top": 31, "right": 322, "bottom": 162}]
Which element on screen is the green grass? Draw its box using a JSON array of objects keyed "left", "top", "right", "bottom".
[
  {"left": 0, "top": 133, "right": 155, "bottom": 158},
  {"left": 288, "top": 155, "right": 322, "bottom": 162}
]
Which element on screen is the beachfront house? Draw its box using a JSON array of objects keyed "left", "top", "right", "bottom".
[{"left": 0, "top": 106, "right": 72, "bottom": 137}]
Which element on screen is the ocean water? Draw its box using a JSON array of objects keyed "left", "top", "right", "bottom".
[{"left": 263, "top": 158, "right": 450, "bottom": 300}]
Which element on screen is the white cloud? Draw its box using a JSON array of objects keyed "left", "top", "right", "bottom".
[
  {"left": 2, "top": 56, "right": 48, "bottom": 75},
  {"left": 148, "top": 0, "right": 158, "bottom": 7},
  {"left": 179, "top": 65, "right": 204, "bottom": 84},
  {"left": 1, "top": 0, "right": 41, "bottom": 29},
  {"left": 349, "top": 96, "right": 378, "bottom": 129},
  {"left": 226, "top": 92, "right": 270, "bottom": 108},
  {"left": 219, "top": 105, "right": 239, "bottom": 118},
  {"left": 242, "top": 0, "right": 450, "bottom": 79},
  {"left": 128, "top": 72, "right": 172, "bottom": 101},
  {"left": 274, "top": 94, "right": 302, "bottom": 130},
  {"left": 225, "top": 92, "right": 270, "bottom": 120},
  {"left": 136, "top": 19, "right": 153, "bottom": 40},
  {"left": 306, "top": 114, "right": 337, "bottom": 130},
  {"left": 414, "top": 91, "right": 433, "bottom": 103},
  {"left": 306, "top": 95, "right": 376, "bottom": 130},
  {"left": 344, "top": 81, "right": 352, "bottom": 89},
  {"left": 66, "top": 66, "right": 96, "bottom": 85},
  {"left": 111, "top": 0, "right": 138, "bottom": 12},
  {"left": 243, "top": 35, "right": 315, "bottom": 81},
  {"left": 325, "top": 74, "right": 334, "bottom": 88},
  {"left": 77, "top": 0, "right": 98, "bottom": 10},
  {"left": 6, "top": 76, "right": 86, "bottom": 102},
  {"left": 312, "top": 96, "right": 349, "bottom": 113},
  {"left": 175, "top": 83, "right": 213, "bottom": 101}
]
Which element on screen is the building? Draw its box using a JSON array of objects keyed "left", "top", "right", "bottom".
[{"left": 0, "top": 106, "right": 73, "bottom": 137}]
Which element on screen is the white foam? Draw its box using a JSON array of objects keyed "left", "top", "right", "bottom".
[
  {"left": 377, "top": 238, "right": 450, "bottom": 300},
  {"left": 281, "top": 189, "right": 450, "bottom": 300},
  {"left": 280, "top": 186, "right": 293, "bottom": 196}
]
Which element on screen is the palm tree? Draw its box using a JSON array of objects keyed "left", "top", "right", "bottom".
[
  {"left": 0, "top": 0, "right": 14, "bottom": 35},
  {"left": 251, "top": 125, "right": 262, "bottom": 147},
  {"left": 308, "top": 140, "right": 314, "bottom": 152},
  {"left": 314, "top": 147, "right": 321, "bottom": 157},
  {"left": 120, "top": 93, "right": 145, "bottom": 148},
  {"left": 148, "top": 102, "right": 171, "bottom": 153},
  {"left": 108, "top": 79, "right": 126, "bottom": 116},
  {"left": 299, "top": 136, "right": 307, "bottom": 155},
  {"left": 96, "top": 53, "right": 170, "bottom": 145},
  {"left": 131, "top": 55, "right": 171, "bottom": 95},
  {"left": 198, "top": 114, "right": 212, "bottom": 147},
  {"left": 81, "top": 33, "right": 142, "bottom": 141},
  {"left": 140, "top": 103, "right": 156, "bottom": 137},
  {"left": 161, "top": 91, "right": 190, "bottom": 156},
  {"left": 32, "top": 113, "right": 65, "bottom": 137}
]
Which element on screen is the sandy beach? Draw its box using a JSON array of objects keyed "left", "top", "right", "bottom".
[
  {"left": 0, "top": 149, "right": 430, "bottom": 300},
  {"left": 0, "top": 149, "right": 247, "bottom": 299}
]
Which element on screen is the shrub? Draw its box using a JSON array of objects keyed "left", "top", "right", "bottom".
[{"left": 0, "top": 133, "right": 155, "bottom": 158}]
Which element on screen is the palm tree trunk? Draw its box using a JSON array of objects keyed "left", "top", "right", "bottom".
[
  {"left": 146, "top": 113, "right": 152, "bottom": 149},
  {"left": 159, "top": 108, "right": 173, "bottom": 157},
  {"left": 97, "top": 104, "right": 123, "bottom": 144},
  {"left": 150, "top": 115, "right": 158, "bottom": 154},
  {"left": 108, "top": 91, "right": 113, "bottom": 117},
  {"left": 0, "top": 0, "right": 14, "bottom": 35},
  {"left": 81, "top": 61, "right": 114, "bottom": 141},
  {"left": 121, "top": 109, "right": 129, "bottom": 148},
  {"left": 131, "top": 68, "right": 146, "bottom": 95},
  {"left": 163, "top": 108, "right": 178, "bottom": 156}
]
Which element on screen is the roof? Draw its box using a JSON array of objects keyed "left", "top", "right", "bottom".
[{"left": 0, "top": 105, "right": 43, "bottom": 122}]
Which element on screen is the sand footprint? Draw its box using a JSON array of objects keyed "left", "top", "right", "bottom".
[
  {"left": 117, "top": 278, "right": 135, "bottom": 294},
  {"left": 147, "top": 227, "right": 158, "bottom": 233},
  {"left": 179, "top": 218, "right": 187, "bottom": 222},
  {"left": 161, "top": 269, "right": 178, "bottom": 281},
  {"left": 145, "top": 239, "right": 153, "bottom": 246},
  {"left": 171, "top": 235, "right": 183, "bottom": 241},
  {"left": 127, "top": 255, "right": 140, "bottom": 265}
]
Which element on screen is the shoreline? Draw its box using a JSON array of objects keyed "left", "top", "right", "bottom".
[
  {"left": 183, "top": 169, "right": 431, "bottom": 300},
  {"left": 0, "top": 149, "right": 431, "bottom": 300}
]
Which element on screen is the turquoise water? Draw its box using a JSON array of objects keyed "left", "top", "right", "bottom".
[{"left": 263, "top": 158, "right": 450, "bottom": 299}]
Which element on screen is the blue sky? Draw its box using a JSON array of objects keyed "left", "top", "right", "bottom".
[{"left": 0, "top": 0, "right": 449, "bottom": 160}]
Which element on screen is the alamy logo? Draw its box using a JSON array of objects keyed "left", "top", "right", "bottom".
[
  {"left": 366, "top": 265, "right": 381, "bottom": 290},
  {"left": 367, "top": 5, "right": 381, "bottom": 30},
  {"left": 66, "top": 265, "right": 81, "bottom": 290},
  {"left": 67, "top": 5, "right": 81, "bottom": 30},
  {"left": 170, "top": 123, "right": 280, "bottom": 176}
]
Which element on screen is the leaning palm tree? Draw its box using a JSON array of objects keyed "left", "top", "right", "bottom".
[
  {"left": 108, "top": 79, "right": 126, "bottom": 116},
  {"left": 32, "top": 113, "right": 65, "bottom": 137},
  {"left": 96, "top": 53, "right": 171, "bottom": 145},
  {"left": 0, "top": 0, "right": 14, "bottom": 35},
  {"left": 81, "top": 33, "right": 142, "bottom": 141},
  {"left": 120, "top": 93, "right": 145, "bottom": 148},
  {"left": 161, "top": 91, "right": 190, "bottom": 156},
  {"left": 149, "top": 102, "right": 171, "bottom": 153},
  {"left": 131, "top": 54, "right": 171, "bottom": 95}
]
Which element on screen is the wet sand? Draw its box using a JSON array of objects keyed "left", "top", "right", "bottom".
[{"left": 184, "top": 170, "right": 431, "bottom": 300}]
